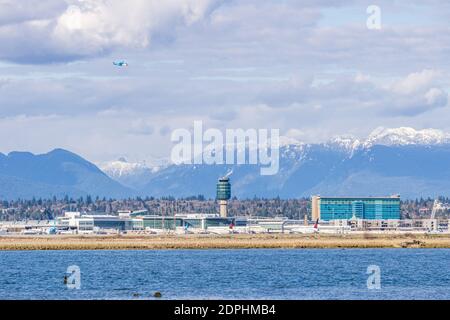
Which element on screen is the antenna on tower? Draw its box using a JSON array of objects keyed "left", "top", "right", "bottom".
[{"left": 222, "top": 169, "right": 233, "bottom": 179}]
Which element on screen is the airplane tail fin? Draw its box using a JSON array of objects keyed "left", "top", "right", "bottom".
[{"left": 313, "top": 218, "right": 319, "bottom": 229}]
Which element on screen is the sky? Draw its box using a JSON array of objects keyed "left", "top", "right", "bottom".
[{"left": 0, "top": 0, "right": 449, "bottom": 164}]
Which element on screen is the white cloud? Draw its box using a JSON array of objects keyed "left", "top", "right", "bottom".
[
  {"left": 0, "top": 0, "right": 65, "bottom": 26},
  {"left": 392, "top": 69, "right": 439, "bottom": 95},
  {"left": 425, "top": 88, "right": 448, "bottom": 107},
  {"left": 0, "top": 0, "right": 222, "bottom": 63},
  {"left": 260, "top": 69, "right": 449, "bottom": 117},
  {"left": 386, "top": 70, "right": 448, "bottom": 114},
  {"left": 1, "top": 1, "right": 450, "bottom": 162},
  {"left": 128, "top": 118, "right": 155, "bottom": 136}
]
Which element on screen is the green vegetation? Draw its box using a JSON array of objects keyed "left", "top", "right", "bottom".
[{"left": 1, "top": 196, "right": 449, "bottom": 221}]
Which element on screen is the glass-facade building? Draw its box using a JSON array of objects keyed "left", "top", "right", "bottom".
[
  {"left": 216, "top": 177, "right": 231, "bottom": 200},
  {"left": 141, "top": 215, "right": 238, "bottom": 230},
  {"left": 314, "top": 196, "right": 400, "bottom": 221},
  {"left": 142, "top": 217, "right": 184, "bottom": 230}
]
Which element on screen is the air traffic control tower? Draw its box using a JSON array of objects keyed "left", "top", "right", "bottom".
[{"left": 217, "top": 175, "right": 231, "bottom": 218}]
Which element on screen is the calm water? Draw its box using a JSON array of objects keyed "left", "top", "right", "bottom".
[{"left": 0, "top": 249, "right": 449, "bottom": 300}]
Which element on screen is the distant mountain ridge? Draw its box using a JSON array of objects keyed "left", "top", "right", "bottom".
[
  {"left": 2, "top": 127, "right": 450, "bottom": 200},
  {"left": 98, "top": 127, "right": 450, "bottom": 199},
  {"left": 0, "top": 149, "right": 134, "bottom": 200},
  {"left": 324, "top": 127, "right": 450, "bottom": 152},
  {"left": 135, "top": 143, "right": 450, "bottom": 199},
  {"left": 98, "top": 156, "right": 168, "bottom": 190}
]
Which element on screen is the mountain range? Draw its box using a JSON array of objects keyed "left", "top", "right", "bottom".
[
  {"left": 1, "top": 127, "right": 450, "bottom": 200},
  {"left": 0, "top": 149, "right": 133, "bottom": 200}
]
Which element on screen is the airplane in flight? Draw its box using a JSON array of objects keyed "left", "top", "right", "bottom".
[{"left": 113, "top": 60, "right": 129, "bottom": 67}]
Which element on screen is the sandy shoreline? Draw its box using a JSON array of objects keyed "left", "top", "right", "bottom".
[{"left": 0, "top": 234, "right": 449, "bottom": 250}]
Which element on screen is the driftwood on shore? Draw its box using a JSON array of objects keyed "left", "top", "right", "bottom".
[{"left": 0, "top": 234, "right": 449, "bottom": 250}]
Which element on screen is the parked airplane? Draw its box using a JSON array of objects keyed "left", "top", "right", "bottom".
[{"left": 289, "top": 219, "right": 320, "bottom": 234}]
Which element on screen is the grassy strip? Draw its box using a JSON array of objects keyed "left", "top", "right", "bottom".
[{"left": 0, "top": 234, "right": 449, "bottom": 250}]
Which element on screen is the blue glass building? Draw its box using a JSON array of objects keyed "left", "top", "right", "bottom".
[{"left": 311, "top": 196, "right": 401, "bottom": 221}]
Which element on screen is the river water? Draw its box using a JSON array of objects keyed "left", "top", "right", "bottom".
[{"left": 0, "top": 249, "right": 448, "bottom": 299}]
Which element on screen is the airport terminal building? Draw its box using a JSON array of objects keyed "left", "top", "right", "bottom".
[{"left": 312, "top": 195, "right": 401, "bottom": 221}]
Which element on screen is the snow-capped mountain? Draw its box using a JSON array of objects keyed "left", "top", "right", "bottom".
[
  {"left": 325, "top": 127, "right": 450, "bottom": 152},
  {"left": 4, "top": 127, "right": 449, "bottom": 200},
  {"left": 93, "top": 127, "right": 450, "bottom": 199},
  {"left": 130, "top": 127, "right": 450, "bottom": 199},
  {"left": 364, "top": 127, "right": 450, "bottom": 148},
  {"left": 99, "top": 158, "right": 167, "bottom": 189},
  {"left": 99, "top": 158, "right": 156, "bottom": 177},
  {"left": 325, "top": 136, "right": 362, "bottom": 156},
  {"left": 102, "top": 127, "right": 448, "bottom": 185}
]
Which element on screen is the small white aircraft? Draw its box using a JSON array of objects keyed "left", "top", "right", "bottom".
[{"left": 113, "top": 60, "right": 129, "bottom": 67}]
